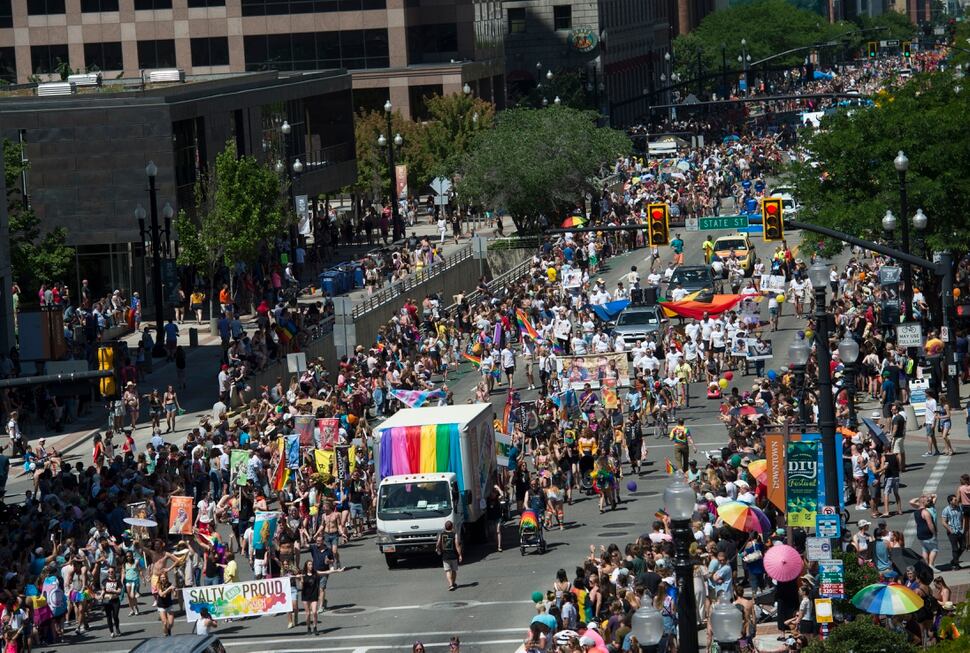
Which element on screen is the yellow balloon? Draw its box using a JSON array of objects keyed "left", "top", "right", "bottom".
[
  {"left": 776, "top": 294, "right": 786, "bottom": 303},
  {"left": 718, "top": 378, "right": 729, "bottom": 389},
  {"left": 805, "top": 329, "right": 814, "bottom": 340}
]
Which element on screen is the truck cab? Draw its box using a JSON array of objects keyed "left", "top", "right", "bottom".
[{"left": 376, "top": 472, "right": 464, "bottom": 568}]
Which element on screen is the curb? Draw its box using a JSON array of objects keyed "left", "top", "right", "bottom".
[{"left": 59, "top": 428, "right": 101, "bottom": 458}]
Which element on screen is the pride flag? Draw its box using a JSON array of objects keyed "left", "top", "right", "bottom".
[
  {"left": 377, "top": 423, "right": 465, "bottom": 493},
  {"left": 664, "top": 457, "right": 675, "bottom": 475},
  {"left": 389, "top": 387, "right": 447, "bottom": 408},
  {"left": 462, "top": 352, "right": 482, "bottom": 367},
  {"left": 516, "top": 309, "right": 540, "bottom": 341}
]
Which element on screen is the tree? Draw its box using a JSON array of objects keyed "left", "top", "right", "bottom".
[
  {"left": 457, "top": 106, "right": 630, "bottom": 234},
  {"left": 175, "top": 139, "right": 285, "bottom": 318},
  {"left": 802, "top": 618, "right": 916, "bottom": 653},
  {"left": 420, "top": 92, "right": 495, "bottom": 183},
  {"left": 790, "top": 70, "right": 970, "bottom": 258},
  {"left": 3, "top": 140, "right": 73, "bottom": 298}
]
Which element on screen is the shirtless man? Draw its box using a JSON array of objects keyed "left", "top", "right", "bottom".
[
  {"left": 146, "top": 539, "right": 180, "bottom": 607},
  {"left": 314, "top": 502, "right": 346, "bottom": 567}
]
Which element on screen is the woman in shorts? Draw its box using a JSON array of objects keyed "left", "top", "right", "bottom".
[
  {"left": 155, "top": 574, "right": 176, "bottom": 636},
  {"left": 122, "top": 551, "right": 143, "bottom": 616}
]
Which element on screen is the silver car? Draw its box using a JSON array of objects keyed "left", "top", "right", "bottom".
[{"left": 611, "top": 305, "right": 665, "bottom": 350}]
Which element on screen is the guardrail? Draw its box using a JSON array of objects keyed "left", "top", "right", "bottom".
[
  {"left": 445, "top": 255, "right": 534, "bottom": 313},
  {"left": 351, "top": 244, "right": 473, "bottom": 319}
]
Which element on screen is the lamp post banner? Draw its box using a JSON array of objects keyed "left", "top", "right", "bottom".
[
  {"left": 395, "top": 164, "right": 408, "bottom": 199},
  {"left": 786, "top": 440, "right": 818, "bottom": 528}
]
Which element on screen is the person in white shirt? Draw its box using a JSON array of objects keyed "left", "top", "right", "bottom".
[
  {"left": 571, "top": 334, "right": 588, "bottom": 355},
  {"left": 500, "top": 346, "right": 516, "bottom": 387},
  {"left": 646, "top": 270, "right": 662, "bottom": 287},
  {"left": 625, "top": 266, "right": 640, "bottom": 289},
  {"left": 671, "top": 284, "right": 688, "bottom": 301}
]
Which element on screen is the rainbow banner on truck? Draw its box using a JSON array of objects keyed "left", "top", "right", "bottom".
[
  {"left": 182, "top": 577, "right": 292, "bottom": 622},
  {"left": 376, "top": 422, "right": 465, "bottom": 493}
]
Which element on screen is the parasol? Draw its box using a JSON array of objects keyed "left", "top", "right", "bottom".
[
  {"left": 851, "top": 583, "right": 924, "bottom": 615},
  {"left": 763, "top": 544, "right": 804, "bottom": 582},
  {"left": 747, "top": 459, "right": 768, "bottom": 485},
  {"left": 861, "top": 415, "right": 890, "bottom": 448},
  {"left": 561, "top": 215, "right": 587, "bottom": 229},
  {"left": 123, "top": 517, "right": 158, "bottom": 528},
  {"left": 717, "top": 501, "right": 772, "bottom": 534}
]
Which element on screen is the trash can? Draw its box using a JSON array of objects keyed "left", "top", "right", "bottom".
[
  {"left": 189, "top": 327, "right": 199, "bottom": 348},
  {"left": 319, "top": 272, "right": 340, "bottom": 297},
  {"left": 353, "top": 265, "right": 365, "bottom": 289}
]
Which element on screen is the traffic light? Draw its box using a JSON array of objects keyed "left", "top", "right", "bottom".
[
  {"left": 761, "top": 196, "right": 784, "bottom": 242},
  {"left": 97, "top": 343, "right": 122, "bottom": 399},
  {"left": 646, "top": 202, "right": 670, "bottom": 246},
  {"left": 902, "top": 41, "right": 911, "bottom": 58},
  {"left": 868, "top": 42, "right": 878, "bottom": 58}
]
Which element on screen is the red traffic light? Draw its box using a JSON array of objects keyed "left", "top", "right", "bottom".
[
  {"left": 765, "top": 203, "right": 778, "bottom": 215},
  {"left": 651, "top": 208, "right": 663, "bottom": 220}
]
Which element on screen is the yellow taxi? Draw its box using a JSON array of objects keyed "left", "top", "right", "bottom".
[{"left": 713, "top": 233, "right": 755, "bottom": 274}]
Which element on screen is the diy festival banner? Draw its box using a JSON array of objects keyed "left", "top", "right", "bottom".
[
  {"left": 168, "top": 495, "right": 194, "bottom": 535},
  {"left": 182, "top": 577, "right": 293, "bottom": 622},
  {"left": 786, "top": 440, "right": 819, "bottom": 528}
]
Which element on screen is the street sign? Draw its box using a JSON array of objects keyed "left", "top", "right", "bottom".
[
  {"left": 430, "top": 176, "right": 452, "bottom": 195},
  {"left": 941, "top": 326, "right": 950, "bottom": 340},
  {"left": 685, "top": 217, "right": 699, "bottom": 232},
  {"left": 286, "top": 352, "right": 307, "bottom": 374},
  {"left": 698, "top": 215, "right": 748, "bottom": 231},
  {"left": 816, "top": 512, "right": 841, "bottom": 539},
  {"left": 471, "top": 235, "right": 488, "bottom": 259},
  {"left": 879, "top": 39, "right": 900, "bottom": 47},
  {"left": 896, "top": 322, "right": 923, "bottom": 348},
  {"left": 806, "top": 537, "right": 832, "bottom": 561},
  {"left": 818, "top": 560, "right": 845, "bottom": 599},
  {"left": 815, "top": 598, "right": 834, "bottom": 623}
]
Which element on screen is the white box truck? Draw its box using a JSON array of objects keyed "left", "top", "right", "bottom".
[{"left": 373, "top": 404, "right": 497, "bottom": 568}]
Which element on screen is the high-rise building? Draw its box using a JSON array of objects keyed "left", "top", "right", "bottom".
[{"left": 0, "top": 0, "right": 505, "bottom": 119}]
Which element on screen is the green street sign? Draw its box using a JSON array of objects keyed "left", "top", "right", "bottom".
[{"left": 698, "top": 215, "right": 748, "bottom": 231}]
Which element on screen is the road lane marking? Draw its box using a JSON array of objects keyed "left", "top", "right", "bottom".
[
  {"left": 246, "top": 640, "right": 523, "bottom": 652},
  {"left": 903, "top": 454, "right": 950, "bottom": 544}
]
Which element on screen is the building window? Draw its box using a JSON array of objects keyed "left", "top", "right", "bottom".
[
  {"left": 80, "top": 0, "right": 119, "bottom": 11},
  {"left": 187, "top": 0, "right": 225, "bottom": 6},
  {"left": 137, "top": 39, "right": 176, "bottom": 69},
  {"left": 0, "top": 0, "right": 12, "bottom": 28},
  {"left": 407, "top": 23, "right": 458, "bottom": 64},
  {"left": 134, "top": 0, "right": 172, "bottom": 9},
  {"left": 553, "top": 5, "right": 571, "bottom": 30},
  {"left": 243, "top": 28, "right": 389, "bottom": 72},
  {"left": 84, "top": 41, "right": 124, "bottom": 71},
  {"left": 31, "top": 44, "right": 69, "bottom": 74},
  {"left": 240, "top": 0, "right": 383, "bottom": 16},
  {"left": 507, "top": 7, "right": 525, "bottom": 34},
  {"left": 26, "top": 0, "right": 65, "bottom": 15},
  {"left": 0, "top": 47, "right": 15, "bottom": 83},
  {"left": 408, "top": 84, "right": 442, "bottom": 121},
  {"left": 190, "top": 37, "right": 229, "bottom": 66}
]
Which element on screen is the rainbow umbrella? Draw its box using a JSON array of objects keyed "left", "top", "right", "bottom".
[
  {"left": 851, "top": 583, "right": 924, "bottom": 615},
  {"left": 717, "top": 501, "right": 772, "bottom": 534},
  {"left": 561, "top": 215, "right": 587, "bottom": 229},
  {"left": 747, "top": 459, "right": 768, "bottom": 485}
]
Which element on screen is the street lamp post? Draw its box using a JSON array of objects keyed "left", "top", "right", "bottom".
[
  {"left": 809, "top": 262, "right": 841, "bottom": 513},
  {"left": 740, "top": 38, "right": 750, "bottom": 94},
  {"left": 664, "top": 475, "right": 699, "bottom": 653},
  {"left": 789, "top": 337, "right": 811, "bottom": 425},
  {"left": 138, "top": 161, "right": 169, "bottom": 358},
  {"left": 710, "top": 592, "right": 744, "bottom": 653},
  {"left": 381, "top": 100, "right": 404, "bottom": 241},
  {"left": 882, "top": 210, "right": 897, "bottom": 251},
  {"left": 912, "top": 208, "right": 928, "bottom": 292},
  {"left": 279, "top": 120, "right": 301, "bottom": 261},
  {"left": 895, "top": 151, "right": 915, "bottom": 323},
  {"left": 629, "top": 599, "right": 663, "bottom": 652},
  {"left": 838, "top": 335, "right": 860, "bottom": 430}
]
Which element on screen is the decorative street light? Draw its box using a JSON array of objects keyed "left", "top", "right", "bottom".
[
  {"left": 710, "top": 592, "right": 744, "bottom": 652},
  {"left": 278, "top": 118, "right": 300, "bottom": 260},
  {"left": 553, "top": 96, "right": 561, "bottom": 105},
  {"left": 912, "top": 207, "right": 928, "bottom": 261},
  {"left": 838, "top": 335, "right": 861, "bottom": 430},
  {"left": 463, "top": 82, "right": 472, "bottom": 95},
  {"left": 630, "top": 598, "right": 663, "bottom": 652},
  {"left": 381, "top": 100, "right": 404, "bottom": 240},
  {"left": 882, "top": 209, "right": 897, "bottom": 250},
  {"left": 664, "top": 474, "right": 699, "bottom": 653},
  {"left": 809, "top": 260, "right": 841, "bottom": 515},
  {"left": 546, "top": 69, "right": 554, "bottom": 80},
  {"left": 894, "top": 150, "right": 914, "bottom": 322}
]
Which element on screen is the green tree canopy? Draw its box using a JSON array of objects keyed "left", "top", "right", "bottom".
[
  {"left": 176, "top": 139, "right": 285, "bottom": 314},
  {"left": 3, "top": 140, "right": 73, "bottom": 298},
  {"left": 457, "top": 106, "right": 630, "bottom": 234},
  {"left": 791, "top": 69, "right": 970, "bottom": 257}
]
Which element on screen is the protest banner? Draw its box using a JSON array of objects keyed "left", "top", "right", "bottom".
[
  {"left": 314, "top": 449, "right": 335, "bottom": 477},
  {"left": 293, "top": 415, "right": 315, "bottom": 447},
  {"left": 182, "top": 577, "right": 293, "bottom": 622},
  {"left": 252, "top": 512, "right": 279, "bottom": 549},
  {"left": 285, "top": 434, "right": 301, "bottom": 469},
  {"left": 557, "top": 352, "right": 630, "bottom": 388},
  {"left": 169, "top": 496, "right": 194, "bottom": 535},
  {"left": 230, "top": 450, "right": 249, "bottom": 487},
  {"left": 317, "top": 418, "right": 340, "bottom": 449}
]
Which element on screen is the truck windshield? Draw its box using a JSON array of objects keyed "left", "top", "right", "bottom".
[{"left": 378, "top": 481, "right": 452, "bottom": 521}]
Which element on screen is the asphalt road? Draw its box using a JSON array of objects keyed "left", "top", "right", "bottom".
[{"left": 32, "top": 226, "right": 970, "bottom": 653}]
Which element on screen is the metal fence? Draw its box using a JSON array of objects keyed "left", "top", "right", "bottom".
[
  {"left": 444, "top": 254, "right": 535, "bottom": 313},
  {"left": 351, "top": 244, "right": 473, "bottom": 319}
]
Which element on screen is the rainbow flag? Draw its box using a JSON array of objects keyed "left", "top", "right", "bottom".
[
  {"left": 664, "top": 457, "right": 675, "bottom": 475},
  {"left": 516, "top": 309, "right": 540, "bottom": 341},
  {"left": 389, "top": 387, "right": 447, "bottom": 408},
  {"left": 551, "top": 342, "right": 564, "bottom": 355},
  {"left": 271, "top": 437, "right": 289, "bottom": 491},
  {"left": 520, "top": 510, "right": 540, "bottom": 531},
  {"left": 462, "top": 352, "right": 482, "bottom": 367}
]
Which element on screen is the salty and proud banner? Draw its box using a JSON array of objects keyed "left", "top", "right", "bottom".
[{"left": 182, "top": 577, "right": 292, "bottom": 622}]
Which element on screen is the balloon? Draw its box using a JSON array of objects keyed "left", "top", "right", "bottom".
[
  {"left": 955, "top": 288, "right": 961, "bottom": 299},
  {"left": 796, "top": 331, "right": 805, "bottom": 339},
  {"left": 724, "top": 371, "right": 734, "bottom": 381},
  {"left": 767, "top": 370, "right": 778, "bottom": 381},
  {"left": 776, "top": 294, "right": 786, "bottom": 303},
  {"left": 531, "top": 591, "right": 544, "bottom": 603},
  {"left": 718, "top": 378, "right": 728, "bottom": 389},
  {"left": 627, "top": 481, "right": 638, "bottom": 492},
  {"left": 805, "top": 329, "right": 814, "bottom": 340}
]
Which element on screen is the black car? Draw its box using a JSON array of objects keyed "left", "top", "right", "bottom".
[{"left": 668, "top": 265, "right": 716, "bottom": 294}]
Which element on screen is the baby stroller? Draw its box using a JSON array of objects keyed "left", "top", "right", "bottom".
[{"left": 519, "top": 510, "right": 547, "bottom": 556}]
